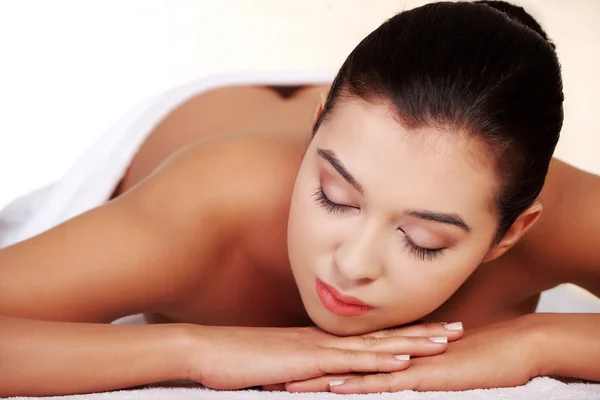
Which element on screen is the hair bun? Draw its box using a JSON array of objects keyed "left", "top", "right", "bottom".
[{"left": 475, "top": 1, "right": 555, "bottom": 49}]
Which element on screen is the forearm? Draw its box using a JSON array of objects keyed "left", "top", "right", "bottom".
[
  {"left": 0, "top": 315, "right": 192, "bottom": 397},
  {"left": 533, "top": 313, "right": 600, "bottom": 382}
]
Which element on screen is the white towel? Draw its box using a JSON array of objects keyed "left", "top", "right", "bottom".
[
  {"left": 4, "top": 377, "right": 600, "bottom": 400},
  {"left": 1, "top": 71, "right": 599, "bottom": 399}
]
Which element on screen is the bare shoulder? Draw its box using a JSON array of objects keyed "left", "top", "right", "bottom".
[
  {"left": 518, "top": 158, "right": 600, "bottom": 294},
  {"left": 131, "top": 131, "right": 306, "bottom": 262},
  {"left": 0, "top": 131, "right": 305, "bottom": 322},
  {"left": 138, "top": 131, "right": 305, "bottom": 221}
]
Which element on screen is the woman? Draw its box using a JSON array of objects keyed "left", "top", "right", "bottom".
[{"left": 0, "top": 0, "right": 598, "bottom": 396}]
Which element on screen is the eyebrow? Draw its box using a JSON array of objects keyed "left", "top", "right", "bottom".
[
  {"left": 317, "top": 148, "right": 364, "bottom": 194},
  {"left": 406, "top": 210, "right": 472, "bottom": 232}
]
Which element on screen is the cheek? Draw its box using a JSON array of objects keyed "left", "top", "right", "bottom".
[
  {"left": 287, "top": 171, "right": 331, "bottom": 266},
  {"left": 381, "top": 241, "right": 490, "bottom": 318}
]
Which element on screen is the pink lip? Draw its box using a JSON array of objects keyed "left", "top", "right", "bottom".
[{"left": 316, "top": 279, "right": 374, "bottom": 317}]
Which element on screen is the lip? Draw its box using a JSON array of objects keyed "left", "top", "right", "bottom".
[{"left": 316, "top": 279, "right": 374, "bottom": 317}]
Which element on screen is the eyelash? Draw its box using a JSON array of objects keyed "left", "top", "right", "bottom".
[
  {"left": 312, "top": 186, "right": 357, "bottom": 214},
  {"left": 402, "top": 234, "right": 445, "bottom": 262},
  {"left": 313, "top": 186, "right": 446, "bottom": 262}
]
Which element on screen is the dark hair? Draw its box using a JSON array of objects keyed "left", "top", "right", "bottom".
[{"left": 314, "top": 1, "right": 563, "bottom": 242}]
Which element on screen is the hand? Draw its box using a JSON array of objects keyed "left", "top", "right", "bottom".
[
  {"left": 185, "top": 322, "right": 462, "bottom": 390},
  {"left": 284, "top": 315, "right": 542, "bottom": 393},
  {"left": 259, "top": 321, "right": 464, "bottom": 392}
]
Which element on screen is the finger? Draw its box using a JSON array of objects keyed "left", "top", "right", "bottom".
[
  {"left": 329, "top": 371, "right": 415, "bottom": 394},
  {"left": 285, "top": 374, "right": 361, "bottom": 393},
  {"left": 368, "top": 321, "right": 464, "bottom": 342},
  {"left": 318, "top": 348, "right": 411, "bottom": 374},
  {"left": 335, "top": 335, "right": 448, "bottom": 357},
  {"left": 261, "top": 383, "right": 286, "bottom": 391}
]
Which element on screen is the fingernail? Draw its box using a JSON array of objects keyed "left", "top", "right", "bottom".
[
  {"left": 394, "top": 354, "right": 410, "bottom": 361},
  {"left": 428, "top": 336, "right": 448, "bottom": 343},
  {"left": 329, "top": 380, "right": 346, "bottom": 386},
  {"left": 444, "top": 322, "right": 463, "bottom": 331}
]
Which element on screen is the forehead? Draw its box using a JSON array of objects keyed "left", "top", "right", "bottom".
[{"left": 314, "top": 99, "right": 499, "bottom": 219}]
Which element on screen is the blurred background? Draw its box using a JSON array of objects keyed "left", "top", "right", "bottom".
[{"left": 0, "top": 0, "right": 598, "bottom": 209}]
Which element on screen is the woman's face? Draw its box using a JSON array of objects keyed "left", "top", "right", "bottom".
[{"left": 287, "top": 98, "right": 500, "bottom": 336}]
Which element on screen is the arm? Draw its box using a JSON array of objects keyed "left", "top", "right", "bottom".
[
  {"left": 0, "top": 316, "right": 191, "bottom": 397},
  {"left": 0, "top": 138, "right": 253, "bottom": 395},
  {"left": 535, "top": 313, "right": 600, "bottom": 382}
]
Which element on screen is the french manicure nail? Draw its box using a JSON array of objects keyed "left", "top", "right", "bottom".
[
  {"left": 329, "top": 380, "right": 346, "bottom": 386},
  {"left": 428, "top": 336, "right": 448, "bottom": 343},
  {"left": 394, "top": 354, "right": 410, "bottom": 361},
  {"left": 444, "top": 322, "right": 463, "bottom": 331}
]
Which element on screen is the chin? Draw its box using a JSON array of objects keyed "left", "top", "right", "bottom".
[
  {"left": 305, "top": 306, "right": 379, "bottom": 336},
  {"left": 321, "top": 322, "right": 373, "bottom": 336},
  {"left": 307, "top": 300, "right": 433, "bottom": 336}
]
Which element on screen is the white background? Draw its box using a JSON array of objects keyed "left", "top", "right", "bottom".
[{"left": 0, "top": 0, "right": 598, "bottom": 209}]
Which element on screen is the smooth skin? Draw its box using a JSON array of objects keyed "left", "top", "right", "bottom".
[{"left": 0, "top": 86, "right": 598, "bottom": 396}]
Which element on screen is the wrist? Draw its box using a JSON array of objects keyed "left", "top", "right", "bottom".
[
  {"left": 164, "top": 323, "right": 201, "bottom": 381},
  {"left": 518, "top": 313, "right": 561, "bottom": 378}
]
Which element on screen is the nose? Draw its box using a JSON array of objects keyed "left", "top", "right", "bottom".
[{"left": 333, "top": 222, "right": 384, "bottom": 283}]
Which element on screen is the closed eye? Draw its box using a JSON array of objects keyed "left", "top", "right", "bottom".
[
  {"left": 312, "top": 186, "right": 358, "bottom": 214},
  {"left": 399, "top": 229, "right": 445, "bottom": 262}
]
